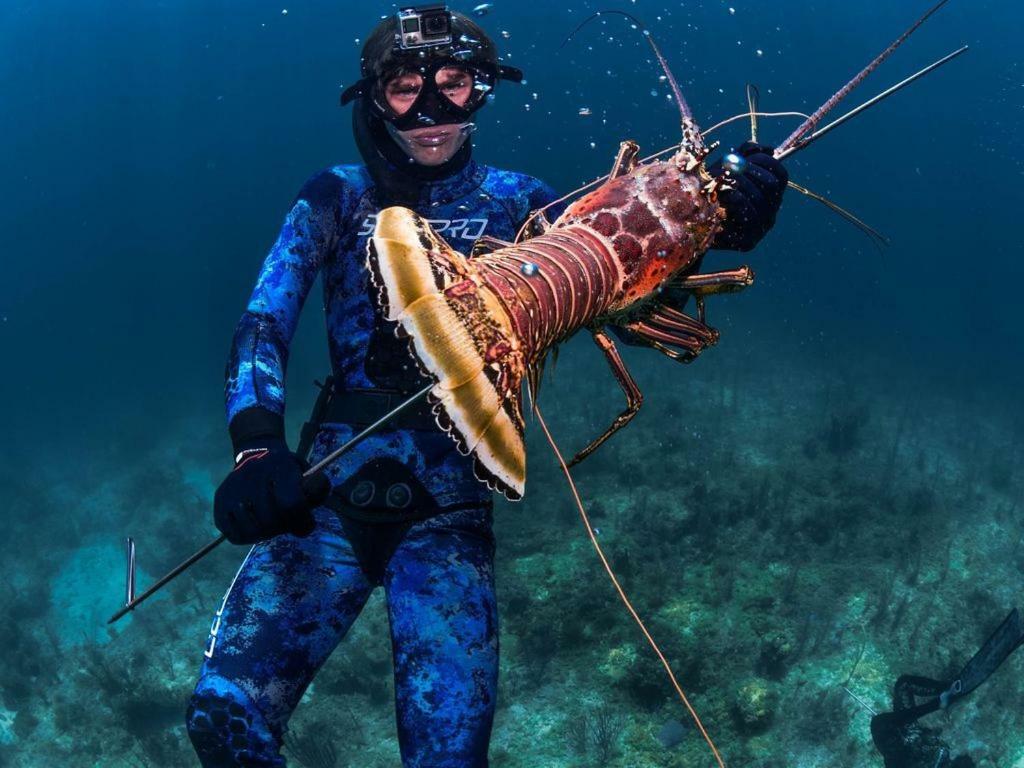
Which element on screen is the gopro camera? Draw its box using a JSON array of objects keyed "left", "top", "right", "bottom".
[{"left": 396, "top": 4, "right": 452, "bottom": 50}]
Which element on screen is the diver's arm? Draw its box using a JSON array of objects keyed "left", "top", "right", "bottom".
[
  {"left": 225, "top": 170, "right": 343, "bottom": 450},
  {"left": 216, "top": 170, "right": 344, "bottom": 544}
]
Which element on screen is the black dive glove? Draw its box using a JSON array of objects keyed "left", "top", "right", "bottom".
[
  {"left": 214, "top": 411, "right": 330, "bottom": 545},
  {"left": 708, "top": 141, "right": 788, "bottom": 252}
]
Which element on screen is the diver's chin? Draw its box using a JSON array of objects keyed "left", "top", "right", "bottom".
[{"left": 408, "top": 144, "right": 456, "bottom": 166}]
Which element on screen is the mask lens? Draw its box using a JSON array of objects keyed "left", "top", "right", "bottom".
[
  {"left": 382, "top": 71, "right": 425, "bottom": 116},
  {"left": 434, "top": 65, "right": 474, "bottom": 109}
]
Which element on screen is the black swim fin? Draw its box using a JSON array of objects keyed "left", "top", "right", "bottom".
[{"left": 940, "top": 608, "right": 1024, "bottom": 708}]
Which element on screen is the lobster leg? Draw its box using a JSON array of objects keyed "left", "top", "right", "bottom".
[
  {"left": 678, "top": 266, "right": 755, "bottom": 296},
  {"left": 614, "top": 269, "right": 750, "bottom": 360},
  {"left": 619, "top": 314, "right": 719, "bottom": 364},
  {"left": 567, "top": 328, "right": 643, "bottom": 467},
  {"left": 646, "top": 307, "right": 720, "bottom": 346},
  {"left": 627, "top": 321, "right": 707, "bottom": 354},
  {"left": 786, "top": 181, "right": 889, "bottom": 250}
]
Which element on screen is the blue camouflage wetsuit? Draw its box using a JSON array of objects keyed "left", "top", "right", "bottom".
[{"left": 185, "top": 158, "right": 560, "bottom": 767}]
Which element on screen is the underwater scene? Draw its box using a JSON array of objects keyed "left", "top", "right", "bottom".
[{"left": 2, "top": 0, "right": 1022, "bottom": 766}]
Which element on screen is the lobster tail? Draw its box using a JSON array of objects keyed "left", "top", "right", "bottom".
[{"left": 367, "top": 207, "right": 528, "bottom": 500}]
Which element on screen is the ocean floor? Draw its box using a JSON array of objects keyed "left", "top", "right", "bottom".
[{"left": 2, "top": 344, "right": 1022, "bottom": 767}]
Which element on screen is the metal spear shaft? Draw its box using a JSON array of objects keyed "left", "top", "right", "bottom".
[{"left": 107, "top": 383, "right": 434, "bottom": 624}]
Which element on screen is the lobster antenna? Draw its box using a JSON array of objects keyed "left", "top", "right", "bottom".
[
  {"left": 787, "top": 181, "right": 890, "bottom": 252},
  {"left": 561, "top": 11, "right": 698, "bottom": 138},
  {"left": 777, "top": 0, "right": 952, "bottom": 154},
  {"left": 746, "top": 84, "right": 760, "bottom": 143},
  {"left": 702, "top": 110, "right": 810, "bottom": 137},
  {"left": 775, "top": 45, "right": 968, "bottom": 161},
  {"left": 532, "top": 402, "right": 727, "bottom": 768}
]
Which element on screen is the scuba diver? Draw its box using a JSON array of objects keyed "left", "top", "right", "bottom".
[
  {"left": 184, "top": 4, "right": 788, "bottom": 766},
  {"left": 870, "top": 608, "right": 1024, "bottom": 767}
]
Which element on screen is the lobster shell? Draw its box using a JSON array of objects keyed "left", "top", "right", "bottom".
[{"left": 366, "top": 153, "right": 724, "bottom": 500}]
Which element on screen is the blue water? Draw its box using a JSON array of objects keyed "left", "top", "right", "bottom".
[
  {"left": 1, "top": 1, "right": 1021, "bottom": 766},
  {"left": 3, "top": 0, "right": 1020, "bottom": 448}
]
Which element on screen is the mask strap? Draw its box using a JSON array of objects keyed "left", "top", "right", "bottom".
[{"left": 340, "top": 77, "right": 373, "bottom": 106}]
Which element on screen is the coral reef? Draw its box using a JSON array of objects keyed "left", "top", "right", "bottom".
[{"left": 2, "top": 342, "right": 1022, "bottom": 767}]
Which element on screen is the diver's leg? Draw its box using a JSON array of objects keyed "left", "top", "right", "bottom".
[
  {"left": 186, "top": 507, "right": 375, "bottom": 767},
  {"left": 384, "top": 503, "right": 500, "bottom": 768}
]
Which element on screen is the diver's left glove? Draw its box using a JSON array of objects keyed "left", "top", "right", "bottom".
[
  {"left": 708, "top": 141, "right": 788, "bottom": 252},
  {"left": 214, "top": 408, "right": 331, "bottom": 545}
]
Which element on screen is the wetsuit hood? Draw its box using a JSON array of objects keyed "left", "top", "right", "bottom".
[{"left": 352, "top": 91, "right": 474, "bottom": 208}]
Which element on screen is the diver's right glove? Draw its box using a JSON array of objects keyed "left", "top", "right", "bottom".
[
  {"left": 708, "top": 141, "right": 788, "bottom": 252},
  {"left": 214, "top": 412, "right": 330, "bottom": 545}
]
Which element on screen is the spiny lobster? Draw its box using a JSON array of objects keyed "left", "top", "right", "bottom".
[
  {"left": 366, "top": 3, "right": 964, "bottom": 764},
  {"left": 368, "top": 0, "right": 961, "bottom": 503}
]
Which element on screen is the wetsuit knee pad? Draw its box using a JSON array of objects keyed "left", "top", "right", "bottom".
[{"left": 186, "top": 677, "right": 284, "bottom": 767}]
